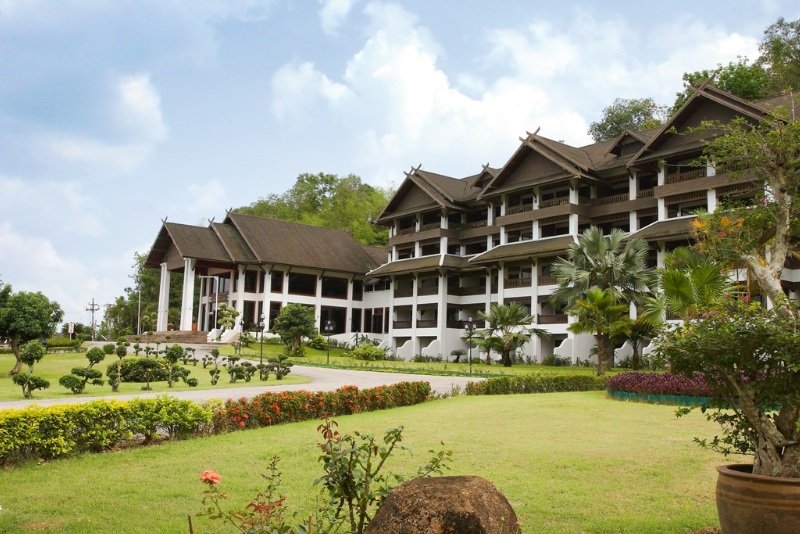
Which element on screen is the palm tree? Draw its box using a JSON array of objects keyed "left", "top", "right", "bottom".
[
  {"left": 568, "top": 287, "right": 631, "bottom": 375},
  {"left": 612, "top": 315, "right": 662, "bottom": 370},
  {"left": 476, "top": 302, "right": 547, "bottom": 367},
  {"left": 551, "top": 227, "right": 657, "bottom": 310}
]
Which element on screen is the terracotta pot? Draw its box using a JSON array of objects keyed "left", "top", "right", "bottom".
[{"left": 716, "top": 463, "right": 800, "bottom": 533}]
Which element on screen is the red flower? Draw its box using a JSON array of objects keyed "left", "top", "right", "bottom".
[{"left": 201, "top": 469, "right": 221, "bottom": 485}]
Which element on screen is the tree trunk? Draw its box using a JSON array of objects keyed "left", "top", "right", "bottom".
[
  {"left": 8, "top": 337, "right": 22, "bottom": 375},
  {"left": 631, "top": 341, "right": 641, "bottom": 371},
  {"left": 502, "top": 349, "right": 512, "bottom": 367},
  {"left": 594, "top": 334, "right": 606, "bottom": 376}
]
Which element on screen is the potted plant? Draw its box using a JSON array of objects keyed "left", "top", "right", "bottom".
[{"left": 655, "top": 103, "right": 800, "bottom": 532}]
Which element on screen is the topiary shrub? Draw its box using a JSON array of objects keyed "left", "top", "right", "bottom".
[
  {"left": 350, "top": 344, "right": 386, "bottom": 361},
  {"left": 307, "top": 334, "right": 328, "bottom": 350},
  {"left": 114, "top": 358, "right": 170, "bottom": 382}
]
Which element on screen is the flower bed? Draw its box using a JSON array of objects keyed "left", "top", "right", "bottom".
[
  {"left": 0, "top": 382, "right": 432, "bottom": 465},
  {"left": 607, "top": 372, "right": 717, "bottom": 406}
]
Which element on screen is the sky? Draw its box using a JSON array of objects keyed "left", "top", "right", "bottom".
[{"left": 1, "top": 0, "right": 798, "bottom": 326}]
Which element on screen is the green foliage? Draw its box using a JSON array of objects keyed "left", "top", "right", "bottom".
[
  {"left": 0, "top": 287, "right": 63, "bottom": 374},
  {"left": 86, "top": 347, "right": 106, "bottom": 366},
  {"left": 58, "top": 374, "right": 86, "bottom": 394},
  {"left": 113, "top": 357, "right": 169, "bottom": 383},
  {"left": 236, "top": 173, "right": 392, "bottom": 246},
  {"left": 348, "top": 343, "right": 386, "bottom": 361},
  {"left": 672, "top": 58, "right": 771, "bottom": 113},
  {"left": 476, "top": 302, "right": 546, "bottom": 367},
  {"left": 102, "top": 343, "right": 115, "bottom": 355},
  {"left": 465, "top": 374, "right": 607, "bottom": 395},
  {"left": 588, "top": 97, "right": 666, "bottom": 141},
  {"left": 758, "top": 17, "right": 800, "bottom": 94},
  {"left": 163, "top": 344, "right": 186, "bottom": 387},
  {"left": 272, "top": 303, "right": 317, "bottom": 357},
  {"left": 314, "top": 419, "right": 452, "bottom": 533},
  {"left": 217, "top": 303, "right": 240, "bottom": 331},
  {"left": 12, "top": 373, "right": 50, "bottom": 399},
  {"left": 19, "top": 341, "right": 46, "bottom": 374},
  {"left": 59, "top": 347, "right": 106, "bottom": 393},
  {"left": 657, "top": 298, "right": 800, "bottom": 477},
  {"left": 0, "top": 398, "right": 212, "bottom": 463},
  {"left": 306, "top": 334, "right": 328, "bottom": 350},
  {"left": 568, "top": 287, "right": 631, "bottom": 376}
]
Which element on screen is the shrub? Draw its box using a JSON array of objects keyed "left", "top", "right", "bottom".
[
  {"left": 12, "top": 374, "right": 50, "bottom": 399},
  {"left": 306, "top": 334, "right": 328, "bottom": 350},
  {"left": 607, "top": 372, "right": 714, "bottom": 397},
  {"left": 412, "top": 354, "right": 442, "bottom": 363},
  {"left": 45, "top": 336, "right": 81, "bottom": 351},
  {"left": 350, "top": 344, "right": 386, "bottom": 361},
  {"left": 115, "top": 358, "right": 170, "bottom": 382},
  {"left": 465, "top": 374, "right": 607, "bottom": 395},
  {"left": 541, "top": 355, "right": 572, "bottom": 367},
  {"left": 102, "top": 343, "right": 115, "bottom": 355}
]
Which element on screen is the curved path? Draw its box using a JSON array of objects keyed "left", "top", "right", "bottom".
[{"left": 0, "top": 365, "right": 482, "bottom": 410}]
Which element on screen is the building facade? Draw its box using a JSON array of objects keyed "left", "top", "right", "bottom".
[{"left": 144, "top": 85, "right": 800, "bottom": 361}]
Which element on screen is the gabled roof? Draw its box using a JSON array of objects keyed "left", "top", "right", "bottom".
[
  {"left": 469, "top": 236, "right": 576, "bottom": 265},
  {"left": 375, "top": 166, "right": 484, "bottom": 223},
  {"left": 628, "top": 216, "right": 696, "bottom": 241},
  {"left": 225, "top": 213, "right": 380, "bottom": 274},
  {"left": 628, "top": 83, "right": 771, "bottom": 167},
  {"left": 144, "top": 222, "right": 231, "bottom": 268},
  {"left": 211, "top": 222, "right": 258, "bottom": 264}
]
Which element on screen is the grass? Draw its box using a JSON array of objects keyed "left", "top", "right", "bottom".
[
  {"left": 0, "top": 352, "right": 309, "bottom": 401},
  {"left": 228, "top": 340, "right": 618, "bottom": 378},
  {"left": 0, "top": 391, "right": 732, "bottom": 533}
]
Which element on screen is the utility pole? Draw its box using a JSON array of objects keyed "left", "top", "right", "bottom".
[{"left": 86, "top": 298, "right": 100, "bottom": 341}]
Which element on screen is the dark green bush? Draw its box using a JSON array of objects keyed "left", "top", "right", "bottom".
[
  {"left": 306, "top": 334, "right": 328, "bottom": 350},
  {"left": 349, "top": 344, "right": 386, "bottom": 361},
  {"left": 465, "top": 374, "right": 607, "bottom": 395},
  {"left": 541, "top": 355, "right": 572, "bottom": 367},
  {"left": 115, "top": 358, "right": 170, "bottom": 382}
]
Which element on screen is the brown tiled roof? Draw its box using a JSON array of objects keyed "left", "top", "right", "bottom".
[
  {"left": 416, "top": 169, "right": 483, "bottom": 203},
  {"left": 226, "top": 213, "right": 379, "bottom": 274},
  {"left": 469, "top": 236, "right": 575, "bottom": 264},
  {"left": 629, "top": 216, "right": 696, "bottom": 241},
  {"left": 144, "top": 222, "right": 231, "bottom": 268},
  {"left": 211, "top": 222, "right": 258, "bottom": 264},
  {"left": 367, "top": 254, "right": 472, "bottom": 277},
  {"left": 362, "top": 245, "right": 389, "bottom": 265}
]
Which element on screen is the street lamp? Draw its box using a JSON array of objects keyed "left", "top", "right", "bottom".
[
  {"left": 323, "top": 320, "right": 336, "bottom": 365},
  {"left": 465, "top": 317, "right": 475, "bottom": 376},
  {"left": 258, "top": 314, "right": 265, "bottom": 366},
  {"left": 198, "top": 275, "right": 219, "bottom": 331}
]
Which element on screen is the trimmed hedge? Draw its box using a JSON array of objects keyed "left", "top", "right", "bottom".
[
  {"left": 0, "top": 382, "right": 432, "bottom": 465},
  {"left": 607, "top": 372, "right": 713, "bottom": 397},
  {"left": 214, "top": 381, "right": 431, "bottom": 431},
  {"left": 465, "top": 374, "right": 607, "bottom": 395},
  {"left": 0, "top": 397, "right": 210, "bottom": 464}
]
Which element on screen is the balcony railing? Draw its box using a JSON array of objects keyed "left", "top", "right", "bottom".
[
  {"left": 460, "top": 220, "right": 487, "bottom": 230},
  {"left": 538, "top": 274, "right": 557, "bottom": 285},
  {"left": 447, "top": 320, "right": 486, "bottom": 329},
  {"left": 538, "top": 314, "right": 568, "bottom": 324},
  {"left": 591, "top": 192, "right": 629, "bottom": 206},
  {"left": 396, "top": 226, "right": 415, "bottom": 235},
  {"left": 420, "top": 222, "right": 440, "bottom": 231},
  {"left": 418, "top": 286, "right": 438, "bottom": 296},
  {"left": 448, "top": 286, "right": 486, "bottom": 296},
  {"left": 505, "top": 204, "right": 533, "bottom": 215},
  {"left": 665, "top": 168, "right": 706, "bottom": 184},
  {"left": 505, "top": 278, "right": 532, "bottom": 288},
  {"left": 393, "top": 320, "right": 412, "bottom": 329},
  {"left": 416, "top": 320, "right": 437, "bottom": 328},
  {"left": 538, "top": 197, "right": 569, "bottom": 208},
  {"left": 394, "top": 288, "right": 413, "bottom": 298},
  {"left": 637, "top": 188, "right": 654, "bottom": 198}
]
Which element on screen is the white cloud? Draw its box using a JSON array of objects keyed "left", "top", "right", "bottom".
[
  {"left": 0, "top": 176, "right": 105, "bottom": 237},
  {"left": 271, "top": 61, "right": 353, "bottom": 124},
  {"left": 186, "top": 180, "right": 230, "bottom": 221},
  {"left": 117, "top": 74, "right": 168, "bottom": 143},
  {"left": 319, "top": 0, "right": 355, "bottom": 35}
]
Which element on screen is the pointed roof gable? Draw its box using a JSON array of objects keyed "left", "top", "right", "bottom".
[
  {"left": 144, "top": 222, "right": 232, "bottom": 269},
  {"left": 628, "top": 83, "right": 771, "bottom": 167},
  {"left": 478, "top": 132, "right": 596, "bottom": 198},
  {"left": 375, "top": 166, "right": 483, "bottom": 223}
]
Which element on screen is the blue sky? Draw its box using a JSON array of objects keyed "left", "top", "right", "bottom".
[{"left": 1, "top": 0, "right": 798, "bottom": 325}]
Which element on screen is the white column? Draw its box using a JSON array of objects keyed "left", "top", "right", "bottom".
[
  {"left": 657, "top": 161, "right": 668, "bottom": 220},
  {"left": 497, "top": 264, "right": 505, "bottom": 305},
  {"left": 569, "top": 214, "right": 579, "bottom": 235},
  {"left": 437, "top": 272, "right": 448, "bottom": 353},
  {"left": 531, "top": 258, "right": 539, "bottom": 318},
  {"left": 656, "top": 245, "right": 666, "bottom": 269},
  {"left": 707, "top": 189, "right": 718, "bottom": 213},
  {"left": 157, "top": 262, "right": 170, "bottom": 332},
  {"left": 236, "top": 267, "right": 245, "bottom": 330},
  {"left": 262, "top": 270, "right": 270, "bottom": 330},
  {"left": 315, "top": 274, "right": 323, "bottom": 328},
  {"left": 179, "top": 258, "right": 196, "bottom": 331},
  {"left": 629, "top": 211, "right": 638, "bottom": 233},
  {"left": 195, "top": 277, "right": 204, "bottom": 329},
  {"left": 629, "top": 170, "right": 637, "bottom": 200},
  {"left": 345, "top": 278, "right": 354, "bottom": 335}
]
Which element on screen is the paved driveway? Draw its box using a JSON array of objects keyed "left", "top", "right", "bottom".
[{"left": 0, "top": 365, "right": 481, "bottom": 410}]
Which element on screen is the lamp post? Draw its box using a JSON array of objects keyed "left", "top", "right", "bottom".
[
  {"left": 198, "top": 275, "right": 219, "bottom": 331},
  {"left": 465, "top": 317, "right": 475, "bottom": 376},
  {"left": 258, "top": 314, "right": 265, "bottom": 366},
  {"left": 323, "top": 320, "right": 335, "bottom": 365}
]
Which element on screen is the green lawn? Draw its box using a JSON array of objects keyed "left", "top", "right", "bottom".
[
  {"left": 0, "top": 391, "right": 732, "bottom": 533},
  {"left": 0, "top": 352, "right": 309, "bottom": 401}
]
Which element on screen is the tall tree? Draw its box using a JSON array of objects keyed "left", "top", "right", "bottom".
[
  {"left": 568, "top": 287, "right": 631, "bottom": 376},
  {"left": 758, "top": 17, "right": 800, "bottom": 94},
  {"left": 0, "top": 288, "right": 63, "bottom": 375},
  {"left": 475, "top": 302, "right": 545, "bottom": 367},
  {"left": 551, "top": 227, "right": 657, "bottom": 310},
  {"left": 588, "top": 98, "right": 666, "bottom": 142},
  {"left": 237, "top": 173, "right": 392, "bottom": 246},
  {"left": 672, "top": 58, "right": 772, "bottom": 113},
  {"left": 271, "top": 303, "right": 317, "bottom": 357}
]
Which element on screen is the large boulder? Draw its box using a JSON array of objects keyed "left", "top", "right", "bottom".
[{"left": 365, "top": 475, "right": 519, "bottom": 534}]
